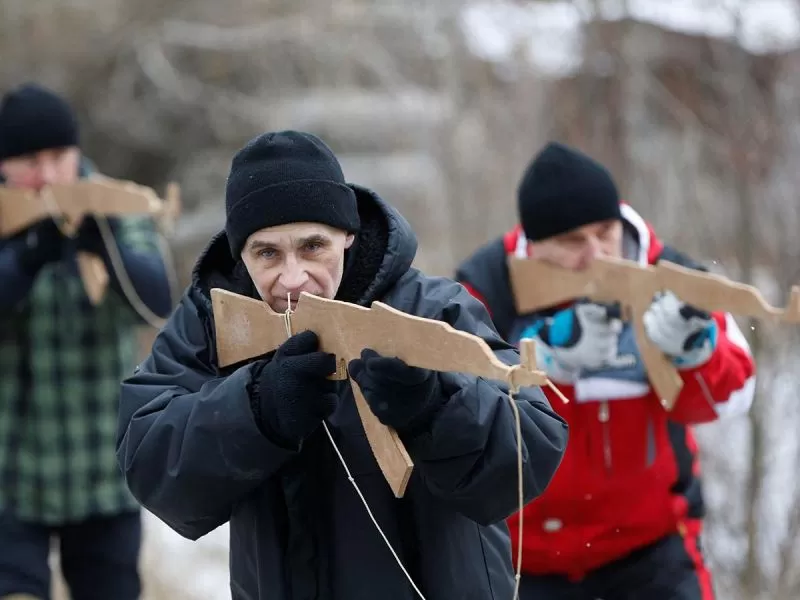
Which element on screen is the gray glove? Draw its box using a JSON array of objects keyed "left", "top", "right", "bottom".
[
  {"left": 527, "top": 300, "right": 621, "bottom": 379},
  {"left": 643, "top": 291, "right": 717, "bottom": 368}
]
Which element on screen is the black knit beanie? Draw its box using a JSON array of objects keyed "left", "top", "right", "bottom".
[
  {"left": 0, "top": 83, "right": 79, "bottom": 161},
  {"left": 517, "top": 142, "right": 621, "bottom": 241},
  {"left": 225, "top": 130, "right": 361, "bottom": 258}
]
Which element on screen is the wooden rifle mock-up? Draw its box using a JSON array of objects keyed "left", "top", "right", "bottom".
[
  {"left": 210, "top": 288, "right": 568, "bottom": 498},
  {"left": 507, "top": 254, "right": 800, "bottom": 410},
  {"left": 0, "top": 175, "right": 180, "bottom": 304}
]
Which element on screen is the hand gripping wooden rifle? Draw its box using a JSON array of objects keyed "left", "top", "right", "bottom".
[
  {"left": 209, "top": 287, "right": 566, "bottom": 498},
  {"left": 0, "top": 175, "right": 181, "bottom": 305},
  {"left": 507, "top": 254, "right": 800, "bottom": 410}
]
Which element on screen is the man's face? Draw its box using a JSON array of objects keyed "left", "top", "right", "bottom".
[
  {"left": 528, "top": 219, "right": 623, "bottom": 271},
  {"left": 0, "top": 147, "right": 80, "bottom": 191},
  {"left": 241, "top": 222, "right": 355, "bottom": 312}
]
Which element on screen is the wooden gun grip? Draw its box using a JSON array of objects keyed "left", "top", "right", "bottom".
[
  {"left": 76, "top": 251, "right": 109, "bottom": 305},
  {"left": 630, "top": 298, "right": 683, "bottom": 410},
  {"left": 347, "top": 377, "right": 414, "bottom": 498}
]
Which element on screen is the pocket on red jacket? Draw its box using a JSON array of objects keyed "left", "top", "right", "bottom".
[{"left": 583, "top": 396, "right": 665, "bottom": 482}]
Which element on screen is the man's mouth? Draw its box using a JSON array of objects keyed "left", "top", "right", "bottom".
[{"left": 271, "top": 291, "right": 319, "bottom": 312}]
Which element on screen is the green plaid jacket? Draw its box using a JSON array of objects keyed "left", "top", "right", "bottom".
[{"left": 0, "top": 188, "right": 164, "bottom": 525}]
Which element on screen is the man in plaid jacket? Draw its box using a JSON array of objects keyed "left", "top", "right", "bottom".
[{"left": 0, "top": 83, "right": 174, "bottom": 599}]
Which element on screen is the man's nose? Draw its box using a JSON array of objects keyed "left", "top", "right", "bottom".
[
  {"left": 37, "top": 161, "right": 58, "bottom": 187},
  {"left": 280, "top": 261, "right": 310, "bottom": 292},
  {"left": 575, "top": 237, "right": 602, "bottom": 270}
]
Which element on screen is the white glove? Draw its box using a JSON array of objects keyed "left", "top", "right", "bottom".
[
  {"left": 643, "top": 291, "right": 718, "bottom": 368},
  {"left": 528, "top": 301, "right": 622, "bottom": 378}
]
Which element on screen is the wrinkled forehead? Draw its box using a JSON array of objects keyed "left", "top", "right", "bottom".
[
  {"left": 554, "top": 218, "right": 621, "bottom": 241},
  {"left": 1, "top": 146, "right": 78, "bottom": 166},
  {"left": 246, "top": 222, "right": 344, "bottom": 247}
]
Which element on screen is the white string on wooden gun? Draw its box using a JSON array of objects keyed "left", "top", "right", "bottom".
[{"left": 273, "top": 292, "right": 527, "bottom": 600}]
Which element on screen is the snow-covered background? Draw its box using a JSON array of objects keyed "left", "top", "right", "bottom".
[
  {"left": 140, "top": 515, "right": 231, "bottom": 599},
  {"left": 463, "top": 0, "right": 800, "bottom": 76}
]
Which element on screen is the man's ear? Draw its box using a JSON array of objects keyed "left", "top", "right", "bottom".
[{"left": 345, "top": 233, "right": 355, "bottom": 249}]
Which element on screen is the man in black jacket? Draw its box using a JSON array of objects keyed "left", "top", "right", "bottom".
[{"left": 115, "top": 130, "right": 569, "bottom": 600}]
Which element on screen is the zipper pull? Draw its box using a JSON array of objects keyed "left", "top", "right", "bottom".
[
  {"left": 598, "top": 401, "right": 610, "bottom": 423},
  {"left": 598, "top": 401, "right": 612, "bottom": 473}
]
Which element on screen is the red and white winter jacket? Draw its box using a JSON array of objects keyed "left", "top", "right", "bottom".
[{"left": 454, "top": 204, "right": 755, "bottom": 580}]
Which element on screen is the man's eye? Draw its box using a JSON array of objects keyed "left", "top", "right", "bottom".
[
  {"left": 304, "top": 242, "right": 323, "bottom": 252},
  {"left": 258, "top": 249, "right": 277, "bottom": 259}
]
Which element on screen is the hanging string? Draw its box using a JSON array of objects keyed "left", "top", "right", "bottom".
[
  {"left": 282, "top": 292, "right": 294, "bottom": 336},
  {"left": 95, "top": 213, "right": 180, "bottom": 330},
  {"left": 276, "top": 292, "right": 427, "bottom": 598},
  {"left": 35, "top": 186, "right": 180, "bottom": 330},
  {"left": 507, "top": 386, "right": 525, "bottom": 600},
  {"left": 274, "top": 293, "right": 527, "bottom": 600}
]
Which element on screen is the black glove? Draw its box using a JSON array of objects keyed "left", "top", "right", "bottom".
[
  {"left": 250, "top": 330, "right": 339, "bottom": 449},
  {"left": 12, "top": 218, "right": 66, "bottom": 275},
  {"left": 74, "top": 215, "right": 117, "bottom": 258},
  {"left": 347, "top": 348, "right": 445, "bottom": 436}
]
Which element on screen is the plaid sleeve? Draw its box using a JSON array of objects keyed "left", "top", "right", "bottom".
[{"left": 112, "top": 215, "right": 164, "bottom": 255}]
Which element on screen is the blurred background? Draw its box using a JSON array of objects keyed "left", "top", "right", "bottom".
[{"left": 4, "top": 0, "right": 800, "bottom": 598}]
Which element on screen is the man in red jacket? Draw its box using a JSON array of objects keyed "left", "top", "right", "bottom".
[{"left": 455, "top": 142, "right": 755, "bottom": 599}]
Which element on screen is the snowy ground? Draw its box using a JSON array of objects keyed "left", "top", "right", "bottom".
[{"left": 141, "top": 514, "right": 231, "bottom": 599}]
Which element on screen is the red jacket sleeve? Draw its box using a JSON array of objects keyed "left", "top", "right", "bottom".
[
  {"left": 668, "top": 312, "right": 756, "bottom": 424},
  {"left": 459, "top": 282, "right": 492, "bottom": 317}
]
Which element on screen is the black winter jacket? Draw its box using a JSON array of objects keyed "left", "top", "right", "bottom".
[{"left": 116, "top": 185, "right": 568, "bottom": 600}]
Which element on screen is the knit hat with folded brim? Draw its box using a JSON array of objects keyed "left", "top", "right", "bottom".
[
  {"left": 0, "top": 83, "right": 79, "bottom": 161},
  {"left": 517, "top": 141, "right": 621, "bottom": 241},
  {"left": 225, "top": 130, "right": 361, "bottom": 258}
]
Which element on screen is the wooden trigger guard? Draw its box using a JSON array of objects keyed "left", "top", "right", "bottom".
[
  {"left": 211, "top": 288, "right": 561, "bottom": 499},
  {"left": 76, "top": 252, "right": 110, "bottom": 305}
]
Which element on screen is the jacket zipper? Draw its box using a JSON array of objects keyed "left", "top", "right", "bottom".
[{"left": 598, "top": 401, "right": 612, "bottom": 473}]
